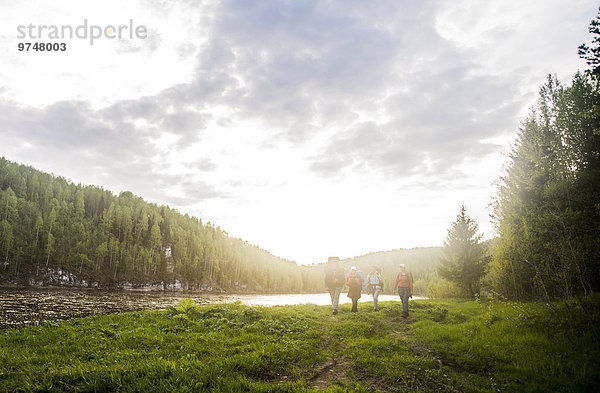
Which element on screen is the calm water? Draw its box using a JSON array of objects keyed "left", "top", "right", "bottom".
[{"left": 0, "top": 287, "right": 410, "bottom": 329}]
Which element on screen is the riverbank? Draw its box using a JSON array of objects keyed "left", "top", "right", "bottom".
[
  {"left": 1, "top": 296, "right": 598, "bottom": 392},
  {"left": 0, "top": 287, "right": 410, "bottom": 329}
]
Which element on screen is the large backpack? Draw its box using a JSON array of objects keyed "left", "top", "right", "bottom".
[
  {"left": 396, "top": 271, "right": 410, "bottom": 287},
  {"left": 325, "top": 269, "right": 343, "bottom": 288}
]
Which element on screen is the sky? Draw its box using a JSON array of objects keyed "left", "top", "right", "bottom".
[{"left": 0, "top": 0, "right": 597, "bottom": 264}]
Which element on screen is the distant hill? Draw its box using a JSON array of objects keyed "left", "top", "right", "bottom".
[
  {"left": 299, "top": 248, "right": 443, "bottom": 296},
  {"left": 339, "top": 247, "right": 443, "bottom": 295},
  {"left": 0, "top": 157, "right": 323, "bottom": 292}
]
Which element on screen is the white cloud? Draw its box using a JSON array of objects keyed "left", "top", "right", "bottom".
[{"left": 0, "top": 0, "right": 208, "bottom": 108}]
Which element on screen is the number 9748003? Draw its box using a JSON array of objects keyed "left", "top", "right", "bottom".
[{"left": 18, "top": 42, "right": 66, "bottom": 51}]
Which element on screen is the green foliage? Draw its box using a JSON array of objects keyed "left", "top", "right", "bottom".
[
  {"left": 437, "top": 205, "right": 487, "bottom": 297},
  {"left": 167, "top": 298, "right": 200, "bottom": 317},
  {"left": 579, "top": 7, "right": 600, "bottom": 77},
  {"left": 425, "top": 278, "right": 463, "bottom": 298},
  {"left": 0, "top": 158, "right": 321, "bottom": 292},
  {"left": 578, "top": 8, "right": 600, "bottom": 145},
  {"left": 491, "top": 73, "right": 600, "bottom": 300},
  {"left": 427, "top": 305, "right": 449, "bottom": 322},
  {"left": 491, "top": 15, "right": 600, "bottom": 301}
]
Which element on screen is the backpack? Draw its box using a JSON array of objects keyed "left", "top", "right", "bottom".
[{"left": 396, "top": 271, "right": 410, "bottom": 287}]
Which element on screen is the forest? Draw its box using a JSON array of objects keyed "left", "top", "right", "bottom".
[
  {"left": 489, "top": 71, "right": 600, "bottom": 300},
  {"left": 0, "top": 159, "right": 323, "bottom": 292}
]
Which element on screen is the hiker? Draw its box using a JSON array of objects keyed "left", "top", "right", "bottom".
[
  {"left": 346, "top": 266, "right": 363, "bottom": 312},
  {"left": 357, "top": 269, "right": 366, "bottom": 291},
  {"left": 324, "top": 256, "right": 345, "bottom": 315},
  {"left": 366, "top": 266, "right": 384, "bottom": 311},
  {"left": 393, "top": 263, "right": 413, "bottom": 317}
]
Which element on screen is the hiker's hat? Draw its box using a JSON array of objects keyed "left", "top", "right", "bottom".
[
  {"left": 399, "top": 263, "right": 406, "bottom": 268},
  {"left": 350, "top": 266, "right": 357, "bottom": 271}
]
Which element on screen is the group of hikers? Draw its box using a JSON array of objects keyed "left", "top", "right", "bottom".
[{"left": 324, "top": 256, "right": 414, "bottom": 317}]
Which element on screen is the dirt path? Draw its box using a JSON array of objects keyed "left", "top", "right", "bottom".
[
  {"left": 304, "top": 310, "right": 465, "bottom": 393},
  {"left": 310, "top": 357, "right": 352, "bottom": 389}
]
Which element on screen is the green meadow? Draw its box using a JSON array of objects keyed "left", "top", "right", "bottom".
[{"left": 1, "top": 296, "right": 598, "bottom": 393}]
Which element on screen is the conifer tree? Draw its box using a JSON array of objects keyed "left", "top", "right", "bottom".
[{"left": 437, "top": 205, "right": 485, "bottom": 297}]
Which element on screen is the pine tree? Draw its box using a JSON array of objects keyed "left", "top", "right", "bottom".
[
  {"left": 437, "top": 205, "right": 485, "bottom": 297},
  {"left": 491, "top": 74, "right": 600, "bottom": 300},
  {"left": 578, "top": 7, "right": 600, "bottom": 77},
  {"left": 0, "top": 220, "right": 13, "bottom": 264}
]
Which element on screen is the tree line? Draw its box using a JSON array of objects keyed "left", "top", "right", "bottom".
[
  {"left": 489, "top": 69, "right": 600, "bottom": 300},
  {"left": 0, "top": 158, "right": 326, "bottom": 292}
]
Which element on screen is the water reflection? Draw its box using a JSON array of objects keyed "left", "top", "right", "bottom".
[{"left": 0, "top": 287, "right": 419, "bottom": 329}]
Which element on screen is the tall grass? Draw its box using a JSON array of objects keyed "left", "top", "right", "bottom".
[{"left": 410, "top": 295, "right": 600, "bottom": 392}]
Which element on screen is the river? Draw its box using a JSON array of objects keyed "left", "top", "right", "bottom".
[{"left": 0, "top": 287, "right": 417, "bottom": 329}]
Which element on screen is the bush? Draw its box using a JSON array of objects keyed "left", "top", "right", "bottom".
[{"left": 426, "top": 279, "right": 463, "bottom": 298}]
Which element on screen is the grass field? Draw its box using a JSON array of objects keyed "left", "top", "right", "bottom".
[{"left": 1, "top": 295, "right": 598, "bottom": 392}]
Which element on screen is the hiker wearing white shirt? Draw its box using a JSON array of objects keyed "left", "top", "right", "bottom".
[{"left": 366, "top": 267, "right": 384, "bottom": 311}]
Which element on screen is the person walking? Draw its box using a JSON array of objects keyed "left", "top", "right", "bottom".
[
  {"left": 346, "top": 266, "right": 363, "bottom": 312},
  {"left": 393, "top": 263, "right": 413, "bottom": 317},
  {"left": 366, "top": 267, "right": 384, "bottom": 311},
  {"left": 324, "top": 256, "right": 345, "bottom": 315}
]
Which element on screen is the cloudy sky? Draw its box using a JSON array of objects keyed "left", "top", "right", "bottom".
[{"left": 0, "top": 0, "right": 597, "bottom": 264}]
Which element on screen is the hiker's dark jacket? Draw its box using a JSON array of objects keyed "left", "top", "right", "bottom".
[
  {"left": 346, "top": 273, "right": 362, "bottom": 300},
  {"left": 325, "top": 268, "right": 345, "bottom": 289}
]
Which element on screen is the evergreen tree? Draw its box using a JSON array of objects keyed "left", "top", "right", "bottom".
[
  {"left": 578, "top": 7, "right": 600, "bottom": 77},
  {"left": 437, "top": 205, "right": 485, "bottom": 297},
  {"left": 0, "top": 220, "right": 13, "bottom": 264},
  {"left": 491, "top": 73, "right": 600, "bottom": 300},
  {"left": 490, "top": 8, "right": 600, "bottom": 300}
]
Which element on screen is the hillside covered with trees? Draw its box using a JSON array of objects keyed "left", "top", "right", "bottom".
[{"left": 0, "top": 158, "right": 329, "bottom": 292}]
